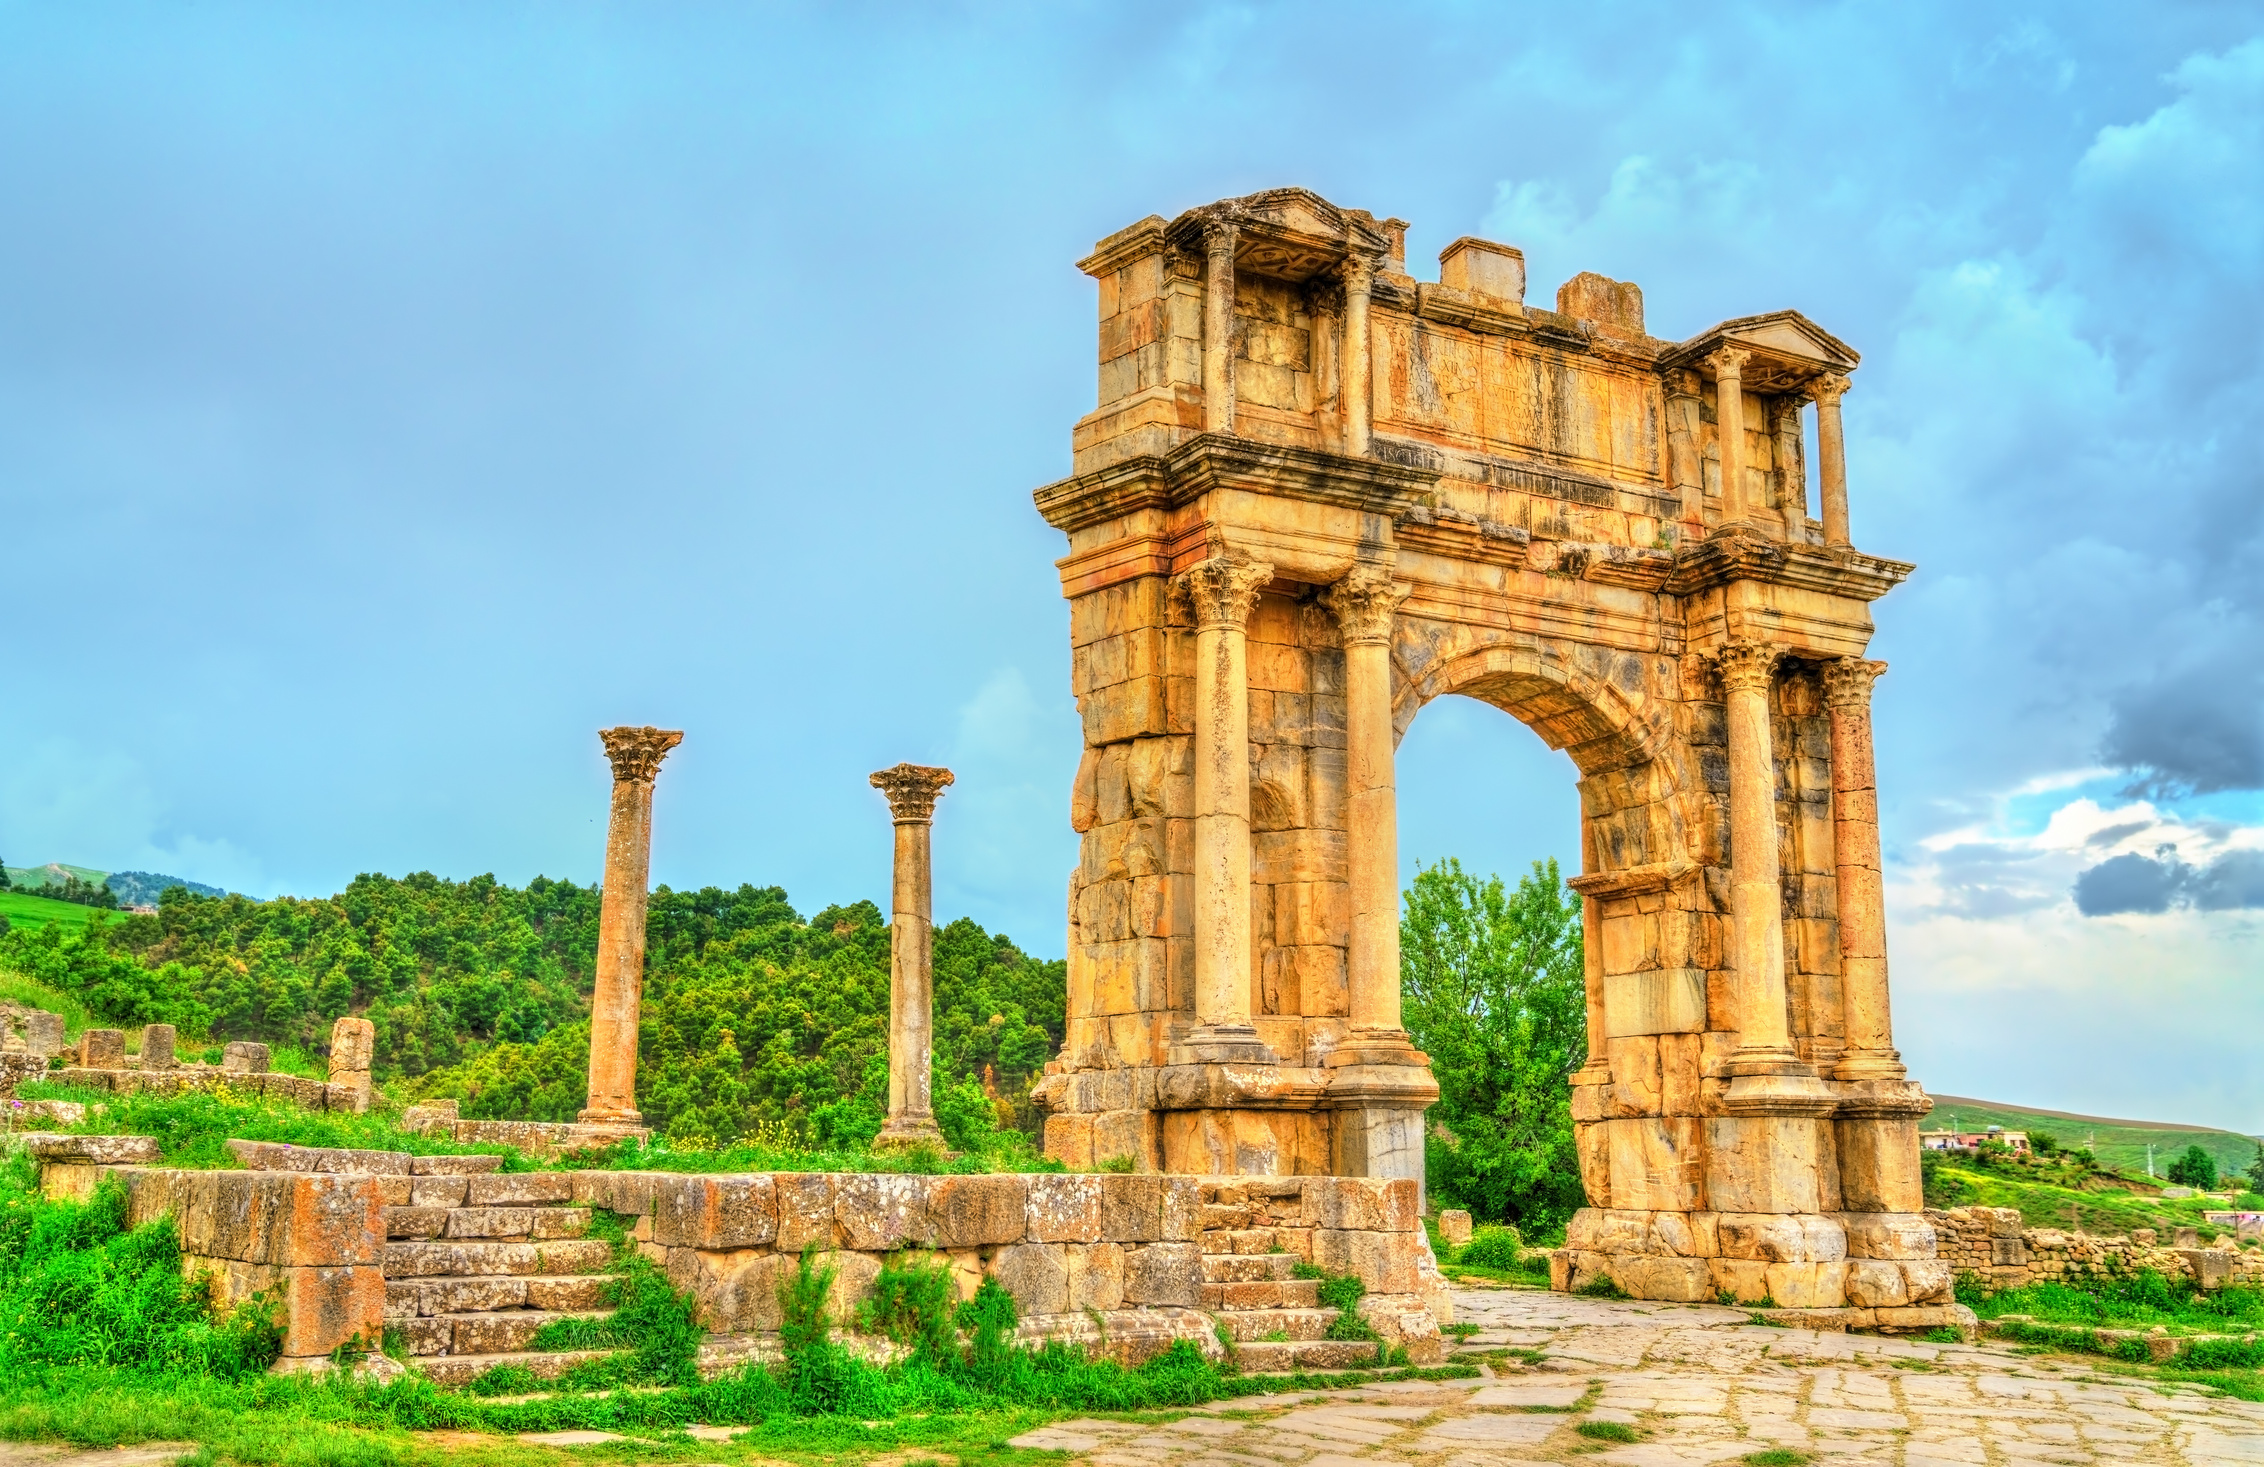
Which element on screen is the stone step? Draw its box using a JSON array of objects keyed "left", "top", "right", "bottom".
[
  {"left": 393, "top": 1308, "right": 614, "bottom": 1357},
  {"left": 466, "top": 1173, "right": 579, "bottom": 1207},
  {"left": 1202, "top": 1278, "right": 1320, "bottom": 1310},
  {"left": 384, "top": 1238, "right": 615, "bottom": 1278},
  {"left": 1234, "top": 1338, "right": 1391, "bottom": 1373},
  {"left": 411, "top": 1348, "right": 617, "bottom": 1388},
  {"left": 1203, "top": 1252, "right": 1300, "bottom": 1283},
  {"left": 1202, "top": 1228, "right": 1283, "bottom": 1256},
  {"left": 1200, "top": 1203, "right": 1251, "bottom": 1231},
  {"left": 386, "top": 1273, "right": 616, "bottom": 1317},
  {"left": 384, "top": 1206, "right": 591, "bottom": 1241},
  {"left": 1218, "top": 1307, "right": 1338, "bottom": 1343}
]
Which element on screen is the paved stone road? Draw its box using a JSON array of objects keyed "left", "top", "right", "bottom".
[{"left": 1010, "top": 1285, "right": 2264, "bottom": 1465}]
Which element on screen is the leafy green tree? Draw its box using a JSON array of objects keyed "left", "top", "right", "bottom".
[
  {"left": 2166, "top": 1144, "right": 2218, "bottom": 1189},
  {"left": 1400, "top": 857, "right": 1587, "bottom": 1235},
  {"left": 2245, "top": 1143, "right": 2264, "bottom": 1194}
]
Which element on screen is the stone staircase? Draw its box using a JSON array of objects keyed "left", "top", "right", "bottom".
[
  {"left": 225, "top": 1141, "right": 624, "bottom": 1387},
  {"left": 1198, "top": 1194, "right": 1394, "bottom": 1373}
]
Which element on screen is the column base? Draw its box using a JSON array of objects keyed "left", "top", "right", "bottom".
[
  {"left": 1324, "top": 1028, "right": 1428, "bottom": 1068},
  {"left": 1833, "top": 1049, "right": 1909, "bottom": 1083},
  {"left": 577, "top": 1105, "right": 643, "bottom": 1126},
  {"left": 1722, "top": 1068, "right": 1838, "bottom": 1116},
  {"left": 873, "top": 1115, "right": 949, "bottom": 1150},
  {"left": 1169, "top": 1025, "right": 1276, "bottom": 1065}
]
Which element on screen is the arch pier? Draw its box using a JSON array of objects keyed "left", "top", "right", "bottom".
[{"left": 1029, "top": 189, "right": 1952, "bottom": 1326}]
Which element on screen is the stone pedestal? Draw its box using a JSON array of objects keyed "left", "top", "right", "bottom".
[
  {"left": 581, "top": 725, "right": 682, "bottom": 1126},
  {"left": 328, "top": 1015, "right": 375, "bottom": 1114},
  {"left": 141, "top": 1024, "right": 178, "bottom": 1070}
]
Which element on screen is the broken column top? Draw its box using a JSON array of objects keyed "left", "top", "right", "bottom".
[{"left": 599, "top": 726, "right": 683, "bottom": 784}]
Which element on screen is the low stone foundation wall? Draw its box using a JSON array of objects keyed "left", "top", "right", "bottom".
[
  {"left": 32, "top": 1139, "right": 1443, "bottom": 1374},
  {"left": 1552, "top": 1207, "right": 1957, "bottom": 1330},
  {"left": 37, "top": 1148, "right": 387, "bottom": 1369},
  {"left": 1929, "top": 1206, "right": 2260, "bottom": 1293}
]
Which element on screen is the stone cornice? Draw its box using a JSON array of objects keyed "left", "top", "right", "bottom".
[
  {"left": 1665, "top": 526, "right": 1914, "bottom": 602},
  {"left": 1033, "top": 433, "right": 1439, "bottom": 536},
  {"left": 1566, "top": 860, "right": 1697, "bottom": 899}
]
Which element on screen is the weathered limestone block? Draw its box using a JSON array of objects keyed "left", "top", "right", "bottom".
[
  {"left": 141, "top": 1024, "right": 178, "bottom": 1069},
  {"left": 836, "top": 1173, "right": 933, "bottom": 1250},
  {"left": 1716, "top": 1212, "right": 1847, "bottom": 1263},
  {"left": 1312, "top": 1227, "right": 1419, "bottom": 1293},
  {"left": 1706, "top": 1116, "right": 1823, "bottom": 1214},
  {"left": 1609, "top": 1254, "right": 1713, "bottom": 1303},
  {"left": 661, "top": 1246, "right": 793, "bottom": 1332},
  {"left": 81, "top": 1029, "right": 126, "bottom": 1069},
  {"left": 1356, "top": 1291, "right": 1447, "bottom": 1362},
  {"left": 992, "top": 1241, "right": 1071, "bottom": 1315},
  {"left": 926, "top": 1174, "right": 1028, "bottom": 1247},
  {"left": 652, "top": 1174, "right": 777, "bottom": 1250},
  {"left": 221, "top": 1041, "right": 271, "bottom": 1074},
  {"left": 1012, "top": 1306, "right": 1221, "bottom": 1367},
  {"left": 1438, "top": 1209, "right": 1473, "bottom": 1246},
  {"left": 409, "top": 1152, "right": 505, "bottom": 1177},
  {"left": 1026, "top": 1173, "right": 1104, "bottom": 1242},
  {"left": 1309, "top": 1175, "right": 1420, "bottom": 1232},
  {"left": 1063, "top": 1241, "right": 1126, "bottom": 1310},
  {"left": 1606, "top": 1117, "right": 1705, "bottom": 1212},
  {"left": 1836, "top": 1210, "right": 1937, "bottom": 1260},
  {"left": 23, "top": 1132, "right": 160, "bottom": 1165},
  {"left": 1098, "top": 1173, "right": 1200, "bottom": 1242},
  {"left": 774, "top": 1172, "right": 837, "bottom": 1250},
  {"left": 326, "top": 1015, "right": 375, "bottom": 1113},
  {"left": 1122, "top": 1240, "right": 1201, "bottom": 1306}
]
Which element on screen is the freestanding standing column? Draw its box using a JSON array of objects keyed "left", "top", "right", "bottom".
[
  {"left": 871, "top": 762, "right": 954, "bottom": 1148},
  {"left": 581, "top": 725, "right": 681, "bottom": 1125},
  {"left": 1177, "top": 550, "right": 1274, "bottom": 1063},
  {"left": 1322, "top": 563, "right": 1415, "bottom": 1058}
]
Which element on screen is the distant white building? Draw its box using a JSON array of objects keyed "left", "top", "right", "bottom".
[{"left": 1921, "top": 1125, "right": 2029, "bottom": 1154}]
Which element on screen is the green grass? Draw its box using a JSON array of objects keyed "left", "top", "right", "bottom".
[
  {"left": 0, "top": 968, "right": 96, "bottom": 1037},
  {"left": 1929, "top": 1093, "right": 2263, "bottom": 1181},
  {"left": 1964, "top": 1270, "right": 2264, "bottom": 1338},
  {"left": 1575, "top": 1419, "right": 1638, "bottom": 1442},
  {"left": 0, "top": 890, "right": 114, "bottom": 937},
  {"left": 1929, "top": 1159, "right": 2259, "bottom": 1238}
]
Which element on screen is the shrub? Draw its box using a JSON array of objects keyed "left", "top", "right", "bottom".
[
  {"left": 857, "top": 1250, "right": 958, "bottom": 1365},
  {"left": 1457, "top": 1224, "right": 1524, "bottom": 1269},
  {"left": 2167, "top": 1145, "right": 2218, "bottom": 1190},
  {"left": 1576, "top": 1420, "right": 1639, "bottom": 1442}
]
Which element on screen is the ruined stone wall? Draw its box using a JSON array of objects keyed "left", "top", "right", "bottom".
[{"left": 1927, "top": 1206, "right": 2264, "bottom": 1293}]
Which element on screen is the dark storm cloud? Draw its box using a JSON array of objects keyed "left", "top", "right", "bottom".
[
  {"left": 2073, "top": 847, "right": 2264, "bottom": 915},
  {"left": 2103, "top": 660, "right": 2264, "bottom": 797}
]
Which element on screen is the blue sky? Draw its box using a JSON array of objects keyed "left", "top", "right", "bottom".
[{"left": 4, "top": 3, "right": 2259, "bottom": 1128}]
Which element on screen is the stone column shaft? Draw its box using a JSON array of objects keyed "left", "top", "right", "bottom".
[
  {"left": 1826, "top": 659, "right": 1903, "bottom": 1080},
  {"left": 1816, "top": 374, "right": 1852, "bottom": 547},
  {"left": 1342, "top": 254, "right": 1374, "bottom": 455},
  {"left": 583, "top": 725, "right": 682, "bottom": 1125},
  {"left": 1322, "top": 566, "right": 1412, "bottom": 1053},
  {"left": 1708, "top": 346, "right": 1751, "bottom": 526},
  {"left": 1572, "top": 811, "right": 1610, "bottom": 1084},
  {"left": 872, "top": 763, "right": 954, "bottom": 1146},
  {"left": 1180, "top": 551, "right": 1273, "bottom": 1062},
  {"left": 1202, "top": 220, "right": 1237, "bottom": 435},
  {"left": 1716, "top": 644, "right": 1815, "bottom": 1089}
]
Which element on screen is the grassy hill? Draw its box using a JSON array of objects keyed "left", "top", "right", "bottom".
[
  {"left": 2, "top": 863, "right": 107, "bottom": 890},
  {"left": 1929, "top": 1093, "right": 2261, "bottom": 1182},
  {"left": 0, "top": 888, "right": 116, "bottom": 934}
]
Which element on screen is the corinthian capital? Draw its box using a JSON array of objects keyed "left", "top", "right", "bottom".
[
  {"left": 1822, "top": 657, "right": 1887, "bottom": 709},
  {"left": 1714, "top": 640, "right": 1783, "bottom": 696},
  {"left": 1178, "top": 551, "right": 1273, "bottom": 629},
  {"left": 600, "top": 726, "right": 683, "bottom": 784},
  {"left": 870, "top": 763, "right": 955, "bottom": 823},
  {"left": 1812, "top": 371, "right": 1851, "bottom": 405},
  {"left": 1705, "top": 344, "right": 1752, "bottom": 381},
  {"left": 1321, "top": 563, "right": 1409, "bottom": 645}
]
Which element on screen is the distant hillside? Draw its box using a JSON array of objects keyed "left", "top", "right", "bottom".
[
  {"left": 1, "top": 864, "right": 225, "bottom": 906},
  {"left": 1929, "top": 1093, "right": 2261, "bottom": 1181},
  {"left": 104, "top": 870, "right": 227, "bottom": 905}
]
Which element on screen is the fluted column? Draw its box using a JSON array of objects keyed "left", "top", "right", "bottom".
[
  {"left": 871, "top": 762, "right": 955, "bottom": 1147},
  {"left": 1715, "top": 644, "right": 1821, "bottom": 1096},
  {"left": 1202, "top": 218, "right": 1238, "bottom": 435},
  {"left": 581, "top": 725, "right": 682, "bottom": 1125},
  {"left": 1321, "top": 564, "right": 1413, "bottom": 1060},
  {"left": 1707, "top": 346, "right": 1752, "bottom": 526},
  {"left": 1815, "top": 373, "right": 1852, "bottom": 547},
  {"left": 1341, "top": 252, "right": 1375, "bottom": 455},
  {"left": 1825, "top": 659, "right": 1903, "bottom": 1080},
  {"left": 1178, "top": 550, "right": 1273, "bottom": 1063}
]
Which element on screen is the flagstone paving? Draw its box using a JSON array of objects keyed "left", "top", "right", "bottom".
[{"left": 1009, "top": 1285, "right": 2264, "bottom": 1465}]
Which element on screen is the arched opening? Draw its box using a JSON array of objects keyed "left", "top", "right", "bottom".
[{"left": 1395, "top": 694, "right": 1580, "bottom": 889}]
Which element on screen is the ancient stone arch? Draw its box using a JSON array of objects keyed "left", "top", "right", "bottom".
[{"left": 1030, "top": 188, "right": 1950, "bottom": 1320}]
